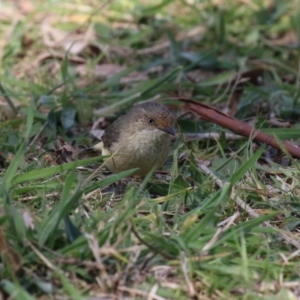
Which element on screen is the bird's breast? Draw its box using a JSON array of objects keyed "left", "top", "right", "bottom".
[
  {"left": 127, "top": 129, "right": 168, "bottom": 153},
  {"left": 105, "top": 129, "right": 171, "bottom": 176}
]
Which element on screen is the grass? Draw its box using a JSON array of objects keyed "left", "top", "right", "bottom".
[{"left": 1, "top": 0, "right": 300, "bottom": 299}]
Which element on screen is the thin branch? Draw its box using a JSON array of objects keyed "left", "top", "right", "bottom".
[{"left": 170, "top": 93, "right": 300, "bottom": 159}]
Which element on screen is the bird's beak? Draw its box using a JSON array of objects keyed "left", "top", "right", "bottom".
[{"left": 160, "top": 126, "right": 175, "bottom": 136}]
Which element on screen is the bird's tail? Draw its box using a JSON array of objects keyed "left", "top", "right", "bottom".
[{"left": 76, "top": 142, "right": 104, "bottom": 159}]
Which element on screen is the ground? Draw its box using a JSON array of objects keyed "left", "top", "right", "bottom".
[{"left": 1, "top": 0, "right": 300, "bottom": 299}]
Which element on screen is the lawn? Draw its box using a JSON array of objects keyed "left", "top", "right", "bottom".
[{"left": 1, "top": 0, "right": 300, "bottom": 299}]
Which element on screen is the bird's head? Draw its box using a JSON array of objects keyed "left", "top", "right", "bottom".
[{"left": 131, "top": 102, "right": 176, "bottom": 136}]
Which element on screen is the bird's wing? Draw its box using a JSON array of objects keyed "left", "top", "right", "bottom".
[
  {"left": 76, "top": 115, "right": 125, "bottom": 159},
  {"left": 101, "top": 116, "right": 123, "bottom": 150}
]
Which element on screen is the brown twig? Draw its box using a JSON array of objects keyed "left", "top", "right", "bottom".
[{"left": 168, "top": 93, "right": 300, "bottom": 159}]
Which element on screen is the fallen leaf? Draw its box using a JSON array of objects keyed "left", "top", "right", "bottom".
[
  {"left": 41, "top": 19, "right": 96, "bottom": 55},
  {"left": 90, "top": 129, "right": 105, "bottom": 140},
  {"left": 55, "top": 137, "right": 79, "bottom": 163},
  {"left": 266, "top": 30, "right": 298, "bottom": 46},
  {"left": 14, "top": 0, "right": 35, "bottom": 14},
  {"left": 76, "top": 64, "right": 149, "bottom": 83},
  {"left": 186, "top": 69, "right": 216, "bottom": 83},
  {"left": 32, "top": 52, "right": 85, "bottom": 70},
  {"left": 43, "top": 154, "right": 57, "bottom": 166},
  {"left": 21, "top": 210, "right": 35, "bottom": 230},
  {"left": 136, "top": 26, "right": 206, "bottom": 55},
  {"left": 76, "top": 63, "right": 123, "bottom": 77}
]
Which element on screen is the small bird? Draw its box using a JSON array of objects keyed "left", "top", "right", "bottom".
[{"left": 81, "top": 102, "right": 176, "bottom": 177}]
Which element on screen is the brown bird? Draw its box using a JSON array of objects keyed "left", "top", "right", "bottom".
[{"left": 81, "top": 102, "right": 176, "bottom": 177}]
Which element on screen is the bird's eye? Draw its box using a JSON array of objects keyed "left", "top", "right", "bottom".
[{"left": 147, "top": 118, "right": 154, "bottom": 125}]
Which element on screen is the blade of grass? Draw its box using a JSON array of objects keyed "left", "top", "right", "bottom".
[
  {"left": 230, "top": 146, "right": 265, "bottom": 185},
  {"left": 94, "top": 66, "right": 182, "bottom": 116},
  {"left": 1, "top": 104, "right": 34, "bottom": 191},
  {"left": 12, "top": 156, "right": 104, "bottom": 185},
  {"left": 0, "top": 280, "right": 35, "bottom": 300}
]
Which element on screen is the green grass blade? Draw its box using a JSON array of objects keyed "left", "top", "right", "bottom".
[
  {"left": 94, "top": 66, "right": 182, "bottom": 116},
  {"left": 230, "top": 146, "right": 265, "bottom": 185},
  {"left": 0, "top": 280, "right": 36, "bottom": 300},
  {"left": 12, "top": 156, "right": 103, "bottom": 185},
  {"left": 55, "top": 271, "right": 83, "bottom": 299}
]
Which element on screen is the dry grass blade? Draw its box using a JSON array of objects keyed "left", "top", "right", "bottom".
[
  {"left": 199, "top": 164, "right": 300, "bottom": 250},
  {"left": 118, "top": 286, "right": 166, "bottom": 300}
]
